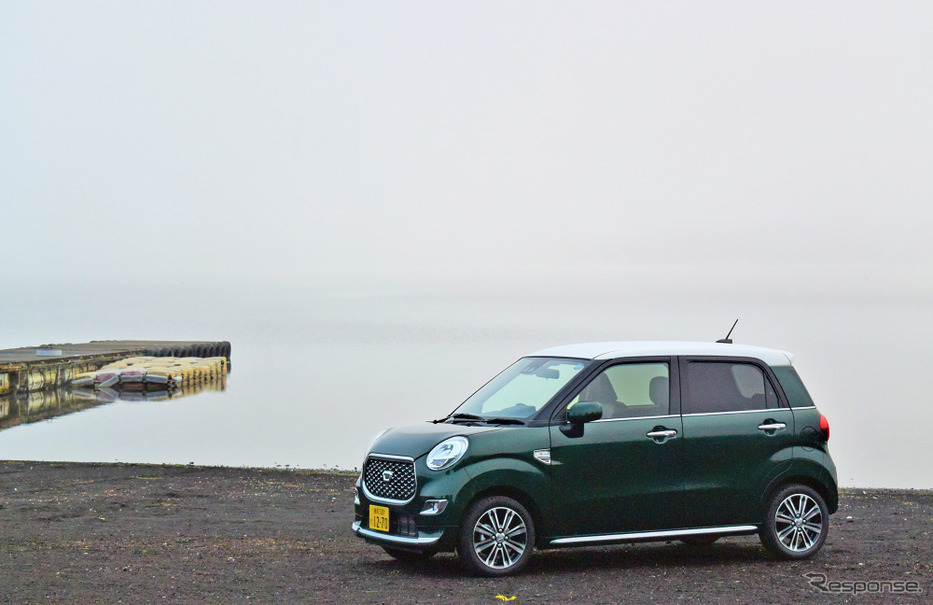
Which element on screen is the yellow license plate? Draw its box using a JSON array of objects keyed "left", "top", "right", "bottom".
[{"left": 369, "top": 505, "right": 390, "bottom": 532}]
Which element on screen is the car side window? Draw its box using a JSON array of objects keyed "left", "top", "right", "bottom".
[
  {"left": 568, "top": 363, "right": 670, "bottom": 419},
  {"left": 682, "top": 361, "right": 781, "bottom": 414}
]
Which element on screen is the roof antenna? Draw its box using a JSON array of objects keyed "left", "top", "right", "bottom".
[{"left": 717, "top": 319, "right": 738, "bottom": 344}]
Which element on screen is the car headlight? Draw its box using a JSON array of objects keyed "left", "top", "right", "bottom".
[{"left": 426, "top": 436, "right": 469, "bottom": 471}]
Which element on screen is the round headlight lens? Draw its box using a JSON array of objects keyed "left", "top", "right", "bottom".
[{"left": 426, "top": 436, "right": 469, "bottom": 471}]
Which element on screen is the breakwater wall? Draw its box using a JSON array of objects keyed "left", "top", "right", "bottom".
[{"left": 0, "top": 340, "right": 231, "bottom": 396}]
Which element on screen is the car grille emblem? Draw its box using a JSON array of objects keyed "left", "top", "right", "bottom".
[{"left": 382, "top": 469, "right": 394, "bottom": 482}]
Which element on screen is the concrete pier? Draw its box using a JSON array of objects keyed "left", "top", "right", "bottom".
[{"left": 0, "top": 340, "right": 231, "bottom": 396}]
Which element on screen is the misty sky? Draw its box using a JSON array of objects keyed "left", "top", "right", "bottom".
[
  {"left": 2, "top": 2, "right": 933, "bottom": 487},
  {"left": 2, "top": 2, "right": 931, "bottom": 287}
]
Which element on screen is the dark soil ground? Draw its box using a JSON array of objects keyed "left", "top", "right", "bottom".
[{"left": 1, "top": 461, "right": 930, "bottom": 604}]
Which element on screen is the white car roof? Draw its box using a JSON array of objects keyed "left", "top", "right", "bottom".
[{"left": 529, "top": 341, "right": 795, "bottom": 366}]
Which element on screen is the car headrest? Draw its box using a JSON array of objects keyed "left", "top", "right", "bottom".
[{"left": 649, "top": 376, "right": 669, "bottom": 407}]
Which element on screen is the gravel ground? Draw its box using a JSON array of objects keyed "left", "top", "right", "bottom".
[{"left": 1, "top": 461, "right": 930, "bottom": 604}]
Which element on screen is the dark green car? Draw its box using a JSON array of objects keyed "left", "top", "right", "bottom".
[{"left": 352, "top": 341, "right": 837, "bottom": 576}]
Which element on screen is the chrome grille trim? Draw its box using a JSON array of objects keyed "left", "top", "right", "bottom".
[{"left": 362, "top": 454, "right": 417, "bottom": 505}]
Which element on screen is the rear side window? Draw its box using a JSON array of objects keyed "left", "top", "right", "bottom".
[
  {"left": 682, "top": 361, "right": 781, "bottom": 414},
  {"left": 770, "top": 365, "right": 815, "bottom": 408}
]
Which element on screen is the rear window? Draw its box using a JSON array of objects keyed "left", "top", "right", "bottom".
[{"left": 770, "top": 366, "right": 815, "bottom": 408}]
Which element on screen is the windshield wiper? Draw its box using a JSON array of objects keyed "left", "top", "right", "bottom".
[
  {"left": 432, "top": 412, "right": 482, "bottom": 423},
  {"left": 481, "top": 417, "right": 526, "bottom": 425},
  {"left": 449, "top": 413, "right": 484, "bottom": 422},
  {"left": 441, "top": 413, "right": 525, "bottom": 425}
]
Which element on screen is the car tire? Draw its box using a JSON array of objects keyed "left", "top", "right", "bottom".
[
  {"left": 680, "top": 535, "right": 720, "bottom": 546},
  {"left": 759, "top": 484, "right": 829, "bottom": 559},
  {"left": 380, "top": 546, "right": 435, "bottom": 561},
  {"left": 459, "top": 496, "right": 535, "bottom": 577}
]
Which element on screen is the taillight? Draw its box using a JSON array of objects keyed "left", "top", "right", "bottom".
[{"left": 819, "top": 414, "right": 830, "bottom": 442}]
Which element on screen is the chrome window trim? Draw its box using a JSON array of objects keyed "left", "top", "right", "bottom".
[
  {"left": 362, "top": 454, "right": 417, "bottom": 505},
  {"left": 351, "top": 521, "right": 442, "bottom": 545},
  {"left": 681, "top": 408, "right": 793, "bottom": 418},
  {"left": 564, "top": 407, "right": 803, "bottom": 422},
  {"left": 592, "top": 413, "right": 679, "bottom": 424},
  {"left": 549, "top": 524, "right": 758, "bottom": 546}
]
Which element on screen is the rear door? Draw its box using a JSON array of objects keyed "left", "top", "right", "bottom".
[{"left": 680, "top": 357, "right": 795, "bottom": 527}]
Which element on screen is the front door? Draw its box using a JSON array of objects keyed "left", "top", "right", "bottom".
[{"left": 548, "top": 360, "right": 684, "bottom": 537}]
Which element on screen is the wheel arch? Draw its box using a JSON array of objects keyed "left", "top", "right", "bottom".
[
  {"left": 461, "top": 485, "right": 547, "bottom": 549},
  {"left": 761, "top": 474, "right": 838, "bottom": 518},
  {"left": 454, "top": 456, "right": 551, "bottom": 547}
]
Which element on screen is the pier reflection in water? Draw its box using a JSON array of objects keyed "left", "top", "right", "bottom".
[{"left": 0, "top": 375, "right": 227, "bottom": 432}]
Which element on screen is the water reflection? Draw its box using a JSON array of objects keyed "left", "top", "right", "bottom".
[{"left": 0, "top": 376, "right": 227, "bottom": 431}]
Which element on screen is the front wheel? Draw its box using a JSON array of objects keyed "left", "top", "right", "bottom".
[
  {"left": 459, "top": 496, "right": 535, "bottom": 577},
  {"left": 759, "top": 484, "right": 829, "bottom": 559}
]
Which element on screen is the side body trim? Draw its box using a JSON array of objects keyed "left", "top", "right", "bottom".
[{"left": 549, "top": 524, "right": 758, "bottom": 546}]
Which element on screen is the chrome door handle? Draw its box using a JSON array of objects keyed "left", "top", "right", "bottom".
[
  {"left": 758, "top": 422, "right": 787, "bottom": 432},
  {"left": 646, "top": 429, "right": 677, "bottom": 443}
]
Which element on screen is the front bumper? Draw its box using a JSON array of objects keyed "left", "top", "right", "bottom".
[
  {"left": 352, "top": 457, "right": 470, "bottom": 553},
  {"left": 353, "top": 489, "right": 461, "bottom": 552},
  {"left": 351, "top": 520, "right": 444, "bottom": 546}
]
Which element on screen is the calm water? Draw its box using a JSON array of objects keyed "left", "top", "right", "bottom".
[{"left": 1, "top": 268, "right": 930, "bottom": 488}]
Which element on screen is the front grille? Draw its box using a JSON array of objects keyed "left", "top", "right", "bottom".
[{"left": 363, "top": 456, "right": 416, "bottom": 503}]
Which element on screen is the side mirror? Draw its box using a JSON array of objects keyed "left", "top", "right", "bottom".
[{"left": 567, "top": 401, "right": 603, "bottom": 425}]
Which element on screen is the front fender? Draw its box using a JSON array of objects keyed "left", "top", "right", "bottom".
[{"left": 451, "top": 455, "right": 552, "bottom": 537}]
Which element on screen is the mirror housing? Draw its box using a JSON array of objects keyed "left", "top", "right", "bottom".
[{"left": 567, "top": 401, "right": 603, "bottom": 425}]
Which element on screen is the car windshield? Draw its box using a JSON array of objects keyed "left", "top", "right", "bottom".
[{"left": 452, "top": 357, "right": 589, "bottom": 420}]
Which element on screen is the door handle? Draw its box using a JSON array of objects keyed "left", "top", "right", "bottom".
[
  {"left": 758, "top": 422, "right": 787, "bottom": 434},
  {"left": 646, "top": 428, "right": 677, "bottom": 443}
]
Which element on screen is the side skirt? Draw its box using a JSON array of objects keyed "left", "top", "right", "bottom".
[{"left": 548, "top": 524, "right": 759, "bottom": 547}]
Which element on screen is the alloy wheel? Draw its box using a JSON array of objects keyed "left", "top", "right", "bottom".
[
  {"left": 459, "top": 496, "right": 535, "bottom": 576},
  {"left": 759, "top": 484, "right": 829, "bottom": 559},
  {"left": 774, "top": 493, "right": 823, "bottom": 552},
  {"left": 471, "top": 506, "right": 528, "bottom": 569}
]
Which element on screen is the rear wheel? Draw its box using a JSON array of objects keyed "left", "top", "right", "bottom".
[
  {"left": 380, "top": 546, "right": 435, "bottom": 561},
  {"left": 459, "top": 496, "right": 535, "bottom": 577},
  {"left": 759, "top": 484, "right": 829, "bottom": 559}
]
